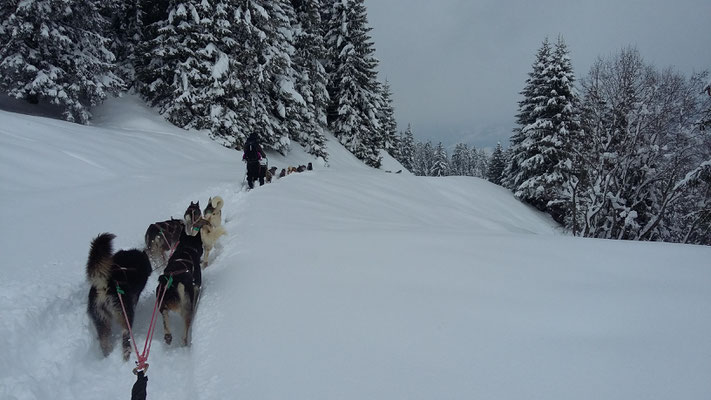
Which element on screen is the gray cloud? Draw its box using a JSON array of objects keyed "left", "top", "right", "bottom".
[{"left": 365, "top": 0, "right": 711, "bottom": 150}]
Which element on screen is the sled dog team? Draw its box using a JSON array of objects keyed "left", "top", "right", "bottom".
[
  {"left": 86, "top": 196, "right": 225, "bottom": 360},
  {"left": 255, "top": 162, "right": 313, "bottom": 185}
]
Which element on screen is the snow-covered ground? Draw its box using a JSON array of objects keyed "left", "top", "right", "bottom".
[{"left": 1, "top": 96, "right": 710, "bottom": 400}]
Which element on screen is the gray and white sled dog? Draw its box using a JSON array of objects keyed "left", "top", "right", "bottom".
[
  {"left": 200, "top": 196, "right": 226, "bottom": 269},
  {"left": 144, "top": 218, "right": 183, "bottom": 269},
  {"left": 86, "top": 233, "right": 152, "bottom": 360}
]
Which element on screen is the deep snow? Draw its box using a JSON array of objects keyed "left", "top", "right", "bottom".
[{"left": 1, "top": 96, "right": 710, "bottom": 400}]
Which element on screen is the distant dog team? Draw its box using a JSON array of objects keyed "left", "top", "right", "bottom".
[{"left": 274, "top": 162, "right": 313, "bottom": 181}]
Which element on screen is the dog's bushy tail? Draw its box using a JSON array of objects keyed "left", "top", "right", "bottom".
[
  {"left": 87, "top": 233, "right": 115, "bottom": 288},
  {"left": 211, "top": 196, "right": 224, "bottom": 213}
]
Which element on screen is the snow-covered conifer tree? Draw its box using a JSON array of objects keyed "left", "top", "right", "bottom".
[
  {"left": 450, "top": 143, "right": 471, "bottom": 176},
  {"left": 545, "top": 37, "right": 581, "bottom": 222},
  {"left": 0, "top": 0, "right": 123, "bottom": 123},
  {"left": 431, "top": 142, "right": 449, "bottom": 177},
  {"left": 258, "top": 0, "right": 302, "bottom": 153},
  {"left": 378, "top": 79, "right": 400, "bottom": 158},
  {"left": 136, "top": 0, "right": 215, "bottom": 128},
  {"left": 487, "top": 143, "right": 506, "bottom": 185},
  {"left": 475, "top": 148, "right": 489, "bottom": 178},
  {"left": 323, "top": 0, "right": 382, "bottom": 167},
  {"left": 503, "top": 38, "right": 551, "bottom": 190},
  {"left": 291, "top": 0, "right": 329, "bottom": 160},
  {"left": 103, "top": 0, "right": 143, "bottom": 85},
  {"left": 507, "top": 37, "right": 578, "bottom": 223},
  {"left": 469, "top": 146, "right": 488, "bottom": 178},
  {"left": 397, "top": 123, "right": 416, "bottom": 172},
  {"left": 414, "top": 141, "right": 434, "bottom": 176}
]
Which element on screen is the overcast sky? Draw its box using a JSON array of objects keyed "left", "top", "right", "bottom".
[{"left": 364, "top": 0, "right": 711, "bottom": 150}]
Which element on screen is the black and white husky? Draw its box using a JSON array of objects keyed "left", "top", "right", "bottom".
[
  {"left": 86, "top": 233, "right": 152, "bottom": 360},
  {"left": 159, "top": 201, "right": 208, "bottom": 346}
]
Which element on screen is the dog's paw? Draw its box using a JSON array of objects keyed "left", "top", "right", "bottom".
[{"left": 164, "top": 333, "right": 173, "bottom": 345}]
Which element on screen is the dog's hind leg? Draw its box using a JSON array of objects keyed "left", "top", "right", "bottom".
[
  {"left": 180, "top": 302, "right": 194, "bottom": 347},
  {"left": 201, "top": 246, "right": 210, "bottom": 269},
  {"left": 118, "top": 302, "right": 135, "bottom": 361},
  {"left": 178, "top": 284, "right": 196, "bottom": 346},
  {"left": 161, "top": 307, "right": 173, "bottom": 345},
  {"left": 88, "top": 289, "right": 113, "bottom": 357},
  {"left": 96, "top": 321, "right": 113, "bottom": 357},
  {"left": 92, "top": 315, "right": 113, "bottom": 357}
]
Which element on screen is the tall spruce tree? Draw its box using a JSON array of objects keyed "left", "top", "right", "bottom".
[
  {"left": 504, "top": 38, "right": 551, "bottom": 190},
  {"left": 398, "top": 123, "right": 416, "bottom": 172},
  {"left": 104, "top": 0, "right": 144, "bottom": 86},
  {"left": 414, "top": 141, "right": 434, "bottom": 176},
  {"left": 487, "top": 142, "right": 506, "bottom": 185},
  {"left": 136, "top": 0, "right": 299, "bottom": 152},
  {"left": 469, "top": 145, "right": 487, "bottom": 178},
  {"left": 291, "top": 0, "right": 329, "bottom": 159},
  {"left": 217, "top": 0, "right": 280, "bottom": 148},
  {"left": 260, "top": 0, "right": 301, "bottom": 153},
  {"left": 545, "top": 37, "right": 581, "bottom": 222},
  {"left": 136, "top": 0, "right": 215, "bottom": 128},
  {"left": 201, "top": 0, "right": 243, "bottom": 145},
  {"left": 507, "top": 37, "right": 578, "bottom": 223},
  {"left": 450, "top": 143, "right": 471, "bottom": 176},
  {"left": 0, "top": 0, "right": 123, "bottom": 123},
  {"left": 323, "top": 0, "right": 382, "bottom": 167},
  {"left": 378, "top": 79, "right": 400, "bottom": 158},
  {"left": 431, "top": 142, "right": 449, "bottom": 177}
]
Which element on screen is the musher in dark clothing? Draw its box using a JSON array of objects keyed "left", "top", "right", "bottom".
[{"left": 242, "top": 132, "right": 266, "bottom": 189}]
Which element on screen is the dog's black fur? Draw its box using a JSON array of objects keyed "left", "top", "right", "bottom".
[
  {"left": 86, "top": 233, "right": 152, "bottom": 360},
  {"left": 158, "top": 202, "right": 207, "bottom": 346}
]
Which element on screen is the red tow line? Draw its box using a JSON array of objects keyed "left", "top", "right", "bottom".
[{"left": 117, "top": 276, "right": 173, "bottom": 373}]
